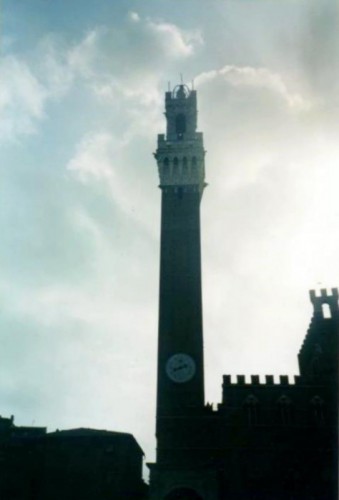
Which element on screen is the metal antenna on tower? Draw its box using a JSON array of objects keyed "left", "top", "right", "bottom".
[
  {"left": 168, "top": 81, "right": 171, "bottom": 92},
  {"left": 180, "top": 73, "right": 184, "bottom": 84}
]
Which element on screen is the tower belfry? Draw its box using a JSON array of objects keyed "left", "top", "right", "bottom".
[{"left": 156, "top": 84, "right": 205, "bottom": 193}]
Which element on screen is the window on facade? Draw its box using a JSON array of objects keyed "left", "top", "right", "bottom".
[
  {"left": 173, "top": 157, "right": 179, "bottom": 176},
  {"left": 163, "top": 158, "right": 169, "bottom": 175},
  {"left": 311, "top": 396, "right": 325, "bottom": 424},
  {"left": 244, "top": 395, "right": 259, "bottom": 425},
  {"left": 283, "top": 465, "right": 301, "bottom": 500},
  {"left": 322, "top": 303, "right": 331, "bottom": 318},
  {"left": 277, "top": 395, "right": 293, "bottom": 425}
]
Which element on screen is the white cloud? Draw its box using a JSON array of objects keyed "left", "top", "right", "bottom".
[
  {"left": 67, "top": 132, "right": 117, "bottom": 182},
  {"left": 0, "top": 38, "right": 78, "bottom": 142},
  {"left": 128, "top": 11, "right": 140, "bottom": 23},
  {"left": 66, "top": 132, "right": 145, "bottom": 226},
  {"left": 36, "top": 37, "right": 75, "bottom": 98},
  {"left": 67, "top": 28, "right": 103, "bottom": 79},
  {"left": 196, "top": 65, "right": 311, "bottom": 111},
  {"left": 144, "top": 17, "right": 203, "bottom": 58},
  {"left": 86, "top": 12, "right": 202, "bottom": 108},
  {"left": 0, "top": 28, "right": 109, "bottom": 143},
  {"left": 0, "top": 13, "right": 201, "bottom": 144},
  {"left": 0, "top": 56, "right": 48, "bottom": 140}
]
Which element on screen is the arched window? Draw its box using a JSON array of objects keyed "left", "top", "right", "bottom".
[
  {"left": 163, "top": 158, "right": 170, "bottom": 175},
  {"left": 175, "top": 113, "right": 186, "bottom": 140},
  {"left": 165, "top": 488, "right": 203, "bottom": 500},
  {"left": 243, "top": 395, "right": 259, "bottom": 425},
  {"left": 311, "top": 395, "right": 325, "bottom": 424},
  {"left": 173, "top": 157, "right": 179, "bottom": 176},
  {"left": 283, "top": 465, "right": 301, "bottom": 499},
  {"left": 191, "top": 157, "right": 198, "bottom": 177},
  {"left": 277, "top": 395, "right": 293, "bottom": 425}
]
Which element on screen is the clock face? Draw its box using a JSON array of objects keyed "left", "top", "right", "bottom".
[{"left": 166, "top": 353, "right": 196, "bottom": 383}]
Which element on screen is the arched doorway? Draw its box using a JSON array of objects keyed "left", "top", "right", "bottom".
[{"left": 165, "top": 487, "right": 203, "bottom": 500}]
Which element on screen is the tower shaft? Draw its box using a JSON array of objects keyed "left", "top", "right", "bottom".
[
  {"left": 158, "top": 186, "right": 204, "bottom": 414},
  {"left": 148, "top": 84, "right": 214, "bottom": 498},
  {"left": 155, "top": 85, "right": 206, "bottom": 421}
]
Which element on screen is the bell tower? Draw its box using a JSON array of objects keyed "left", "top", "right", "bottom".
[
  {"left": 155, "top": 84, "right": 206, "bottom": 419},
  {"left": 148, "top": 85, "right": 217, "bottom": 500}
]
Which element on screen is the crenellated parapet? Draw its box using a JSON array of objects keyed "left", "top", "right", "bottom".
[
  {"left": 222, "top": 374, "right": 301, "bottom": 387},
  {"left": 219, "top": 371, "right": 332, "bottom": 428}
]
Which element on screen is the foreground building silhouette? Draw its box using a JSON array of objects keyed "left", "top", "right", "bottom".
[
  {"left": 0, "top": 416, "right": 147, "bottom": 499},
  {"left": 0, "top": 85, "right": 338, "bottom": 499}
]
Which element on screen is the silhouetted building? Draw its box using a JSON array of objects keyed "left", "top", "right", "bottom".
[
  {"left": 0, "top": 417, "right": 147, "bottom": 499},
  {"left": 148, "top": 84, "right": 338, "bottom": 500}
]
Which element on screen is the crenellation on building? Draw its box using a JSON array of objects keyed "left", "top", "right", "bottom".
[{"left": 223, "top": 374, "right": 301, "bottom": 387}]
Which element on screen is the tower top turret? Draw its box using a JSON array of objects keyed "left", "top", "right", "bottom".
[
  {"left": 310, "top": 288, "right": 339, "bottom": 318},
  {"left": 164, "top": 84, "right": 197, "bottom": 142}
]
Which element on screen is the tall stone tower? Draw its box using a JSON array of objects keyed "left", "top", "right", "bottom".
[
  {"left": 148, "top": 85, "right": 216, "bottom": 499},
  {"left": 156, "top": 84, "right": 206, "bottom": 416}
]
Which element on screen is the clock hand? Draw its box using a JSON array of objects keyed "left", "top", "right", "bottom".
[{"left": 173, "top": 364, "right": 188, "bottom": 372}]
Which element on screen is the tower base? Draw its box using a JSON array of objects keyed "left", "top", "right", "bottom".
[{"left": 148, "top": 462, "right": 219, "bottom": 500}]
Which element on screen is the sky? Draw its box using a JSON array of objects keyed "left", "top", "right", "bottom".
[{"left": 1, "top": 0, "right": 339, "bottom": 476}]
